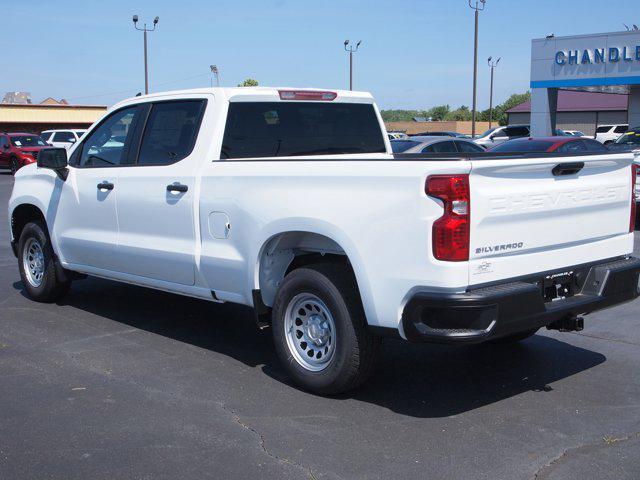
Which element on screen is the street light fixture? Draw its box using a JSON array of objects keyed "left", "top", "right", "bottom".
[
  {"left": 344, "top": 40, "right": 362, "bottom": 91},
  {"left": 210, "top": 65, "right": 221, "bottom": 87},
  {"left": 468, "top": 0, "right": 486, "bottom": 137},
  {"left": 487, "top": 56, "right": 500, "bottom": 129},
  {"left": 132, "top": 14, "right": 160, "bottom": 95}
]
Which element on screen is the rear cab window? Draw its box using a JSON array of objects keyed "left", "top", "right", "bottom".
[{"left": 221, "top": 102, "right": 386, "bottom": 159}]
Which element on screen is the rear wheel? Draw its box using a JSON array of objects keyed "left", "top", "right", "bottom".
[
  {"left": 272, "top": 263, "right": 380, "bottom": 395},
  {"left": 18, "top": 221, "right": 70, "bottom": 302},
  {"left": 10, "top": 157, "right": 19, "bottom": 175}
]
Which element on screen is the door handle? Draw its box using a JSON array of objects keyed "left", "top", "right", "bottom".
[
  {"left": 97, "top": 181, "right": 114, "bottom": 191},
  {"left": 167, "top": 183, "right": 188, "bottom": 193}
]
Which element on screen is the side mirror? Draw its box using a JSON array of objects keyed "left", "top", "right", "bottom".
[
  {"left": 37, "top": 147, "right": 68, "bottom": 180},
  {"left": 69, "top": 138, "right": 76, "bottom": 143}
]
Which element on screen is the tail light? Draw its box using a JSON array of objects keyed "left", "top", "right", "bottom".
[
  {"left": 278, "top": 90, "right": 337, "bottom": 101},
  {"left": 631, "top": 164, "right": 638, "bottom": 233},
  {"left": 426, "top": 175, "right": 470, "bottom": 261}
]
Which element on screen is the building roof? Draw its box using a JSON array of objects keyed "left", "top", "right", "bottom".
[
  {"left": 0, "top": 103, "right": 107, "bottom": 124},
  {"left": 507, "top": 90, "right": 628, "bottom": 113},
  {"left": 2, "top": 91, "right": 32, "bottom": 104}
]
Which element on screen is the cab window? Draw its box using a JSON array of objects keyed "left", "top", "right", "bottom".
[
  {"left": 137, "top": 100, "right": 206, "bottom": 166},
  {"left": 75, "top": 106, "right": 140, "bottom": 167},
  {"left": 53, "top": 131, "right": 76, "bottom": 143}
]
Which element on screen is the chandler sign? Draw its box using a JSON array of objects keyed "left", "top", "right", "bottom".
[{"left": 555, "top": 46, "right": 640, "bottom": 65}]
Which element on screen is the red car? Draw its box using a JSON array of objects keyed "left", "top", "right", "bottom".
[
  {"left": 488, "top": 136, "right": 609, "bottom": 153},
  {"left": 0, "top": 132, "right": 50, "bottom": 175}
]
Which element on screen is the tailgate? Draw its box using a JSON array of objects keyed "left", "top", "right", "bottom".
[{"left": 468, "top": 153, "right": 635, "bottom": 285}]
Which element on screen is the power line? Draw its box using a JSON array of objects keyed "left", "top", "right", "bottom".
[{"left": 67, "top": 72, "right": 211, "bottom": 102}]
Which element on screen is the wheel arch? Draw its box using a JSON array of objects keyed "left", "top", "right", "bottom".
[
  {"left": 254, "top": 229, "right": 371, "bottom": 318},
  {"left": 11, "top": 203, "right": 47, "bottom": 244}
]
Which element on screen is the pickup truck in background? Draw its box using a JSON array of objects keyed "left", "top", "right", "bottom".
[{"left": 8, "top": 87, "right": 640, "bottom": 394}]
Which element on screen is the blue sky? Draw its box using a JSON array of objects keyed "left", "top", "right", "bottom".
[{"left": 1, "top": 0, "right": 634, "bottom": 109}]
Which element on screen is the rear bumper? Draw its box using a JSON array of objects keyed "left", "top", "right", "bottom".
[{"left": 401, "top": 256, "right": 640, "bottom": 344}]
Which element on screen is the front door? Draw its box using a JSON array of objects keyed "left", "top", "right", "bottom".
[
  {"left": 113, "top": 99, "right": 207, "bottom": 285},
  {"left": 52, "top": 105, "right": 143, "bottom": 271}
]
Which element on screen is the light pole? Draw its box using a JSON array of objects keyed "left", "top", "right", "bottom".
[
  {"left": 487, "top": 56, "right": 500, "bottom": 129},
  {"left": 210, "top": 65, "right": 221, "bottom": 87},
  {"left": 468, "top": 0, "right": 486, "bottom": 137},
  {"left": 132, "top": 15, "right": 159, "bottom": 95},
  {"left": 343, "top": 40, "right": 361, "bottom": 91}
]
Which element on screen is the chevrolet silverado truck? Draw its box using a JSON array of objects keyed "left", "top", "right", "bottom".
[{"left": 8, "top": 87, "right": 640, "bottom": 394}]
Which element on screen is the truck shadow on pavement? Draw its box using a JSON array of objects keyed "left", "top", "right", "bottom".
[{"left": 14, "top": 276, "right": 606, "bottom": 418}]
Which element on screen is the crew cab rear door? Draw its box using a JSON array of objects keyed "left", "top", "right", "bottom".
[
  {"left": 112, "top": 97, "right": 209, "bottom": 286},
  {"left": 467, "top": 153, "right": 635, "bottom": 286}
]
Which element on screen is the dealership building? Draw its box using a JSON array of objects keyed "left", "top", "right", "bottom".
[
  {"left": 507, "top": 89, "right": 628, "bottom": 136},
  {"left": 528, "top": 29, "right": 640, "bottom": 136},
  {"left": 0, "top": 93, "right": 106, "bottom": 134}
]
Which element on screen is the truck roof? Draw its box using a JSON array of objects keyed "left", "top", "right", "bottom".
[{"left": 111, "top": 87, "right": 375, "bottom": 110}]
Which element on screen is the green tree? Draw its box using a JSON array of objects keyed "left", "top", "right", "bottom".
[
  {"left": 426, "top": 104, "right": 450, "bottom": 121},
  {"left": 493, "top": 91, "right": 531, "bottom": 125},
  {"left": 446, "top": 105, "right": 471, "bottom": 121},
  {"left": 237, "top": 78, "right": 259, "bottom": 87}
]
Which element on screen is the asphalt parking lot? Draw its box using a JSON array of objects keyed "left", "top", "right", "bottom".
[{"left": 1, "top": 171, "right": 639, "bottom": 480}]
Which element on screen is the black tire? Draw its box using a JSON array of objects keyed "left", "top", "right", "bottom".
[
  {"left": 17, "top": 221, "right": 70, "bottom": 303},
  {"left": 10, "top": 156, "right": 19, "bottom": 175},
  {"left": 272, "top": 263, "right": 380, "bottom": 395},
  {"left": 489, "top": 328, "right": 538, "bottom": 344}
]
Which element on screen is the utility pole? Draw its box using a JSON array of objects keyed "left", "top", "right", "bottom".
[
  {"left": 487, "top": 56, "right": 500, "bottom": 129},
  {"left": 468, "top": 0, "right": 486, "bottom": 137},
  {"left": 343, "top": 40, "right": 362, "bottom": 91},
  {"left": 210, "top": 65, "right": 221, "bottom": 87},
  {"left": 132, "top": 15, "right": 159, "bottom": 95}
]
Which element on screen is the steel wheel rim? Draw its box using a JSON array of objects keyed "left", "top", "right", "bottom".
[
  {"left": 284, "top": 293, "right": 336, "bottom": 372},
  {"left": 23, "top": 238, "right": 45, "bottom": 287}
]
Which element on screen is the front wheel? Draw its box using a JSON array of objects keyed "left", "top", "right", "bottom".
[
  {"left": 18, "top": 221, "right": 70, "bottom": 302},
  {"left": 272, "top": 263, "right": 380, "bottom": 395}
]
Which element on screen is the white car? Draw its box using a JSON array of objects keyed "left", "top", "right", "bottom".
[
  {"left": 40, "top": 129, "right": 87, "bottom": 149},
  {"left": 8, "top": 87, "right": 640, "bottom": 394},
  {"left": 594, "top": 124, "right": 628, "bottom": 144},
  {"left": 474, "top": 124, "right": 530, "bottom": 147}
]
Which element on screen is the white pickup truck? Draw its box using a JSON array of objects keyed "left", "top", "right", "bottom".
[{"left": 8, "top": 87, "right": 640, "bottom": 394}]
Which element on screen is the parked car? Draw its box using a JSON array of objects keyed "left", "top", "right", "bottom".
[
  {"left": 392, "top": 136, "right": 485, "bottom": 153},
  {"left": 8, "top": 87, "right": 640, "bottom": 394},
  {"left": 474, "top": 124, "right": 530, "bottom": 147},
  {"left": 488, "top": 136, "right": 609, "bottom": 153},
  {"left": 0, "top": 132, "right": 50, "bottom": 175},
  {"left": 594, "top": 124, "right": 628, "bottom": 144},
  {"left": 40, "top": 129, "right": 87, "bottom": 149},
  {"left": 409, "top": 131, "right": 466, "bottom": 138},
  {"left": 563, "top": 130, "right": 585, "bottom": 137},
  {"left": 387, "top": 131, "right": 407, "bottom": 140},
  {"left": 607, "top": 128, "right": 640, "bottom": 153}
]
